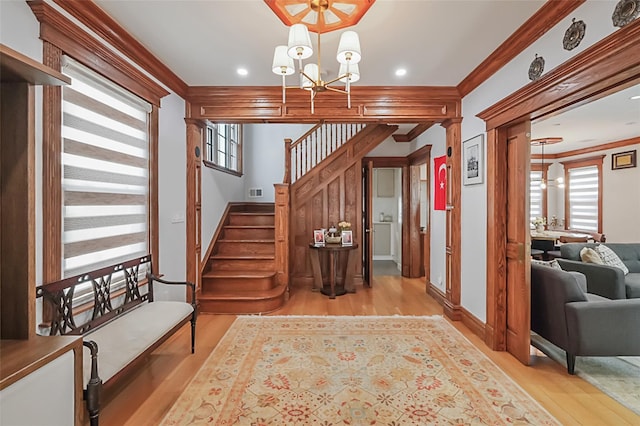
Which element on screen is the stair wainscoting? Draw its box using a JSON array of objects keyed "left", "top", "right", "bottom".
[{"left": 200, "top": 204, "right": 287, "bottom": 314}]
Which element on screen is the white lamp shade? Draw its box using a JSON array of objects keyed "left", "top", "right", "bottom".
[
  {"left": 272, "top": 45, "right": 295, "bottom": 75},
  {"left": 302, "top": 63, "right": 319, "bottom": 89},
  {"left": 287, "top": 24, "right": 313, "bottom": 60},
  {"left": 339, "top": 63, "right": 360, "bottom": 83},
  {"left": 336, "top": 31, "right": 361, "bottom": 64}
]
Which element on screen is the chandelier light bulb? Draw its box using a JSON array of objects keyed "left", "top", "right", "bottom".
[
  {"left": 287, "top": 24, "right": 313, "bottom": 60},
  {"left": 336, "top": 31, "right": 361, "bottom": 65}
]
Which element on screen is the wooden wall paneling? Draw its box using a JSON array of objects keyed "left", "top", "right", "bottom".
[
  {"left": 479, "top": 17, "right": 640, "bottom": 358},
  {"left": 274, "top": 184, "right": 290, "bottom": 288}
]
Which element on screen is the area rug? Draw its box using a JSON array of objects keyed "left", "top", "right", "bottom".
[
  {"left": 161, "top": 316, "right": 559, "bottom": 425},
  {"left": 531, "top": 333, "right": 640, "bottom": 415}
]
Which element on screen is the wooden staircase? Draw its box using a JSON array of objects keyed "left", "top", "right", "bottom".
[{"left": 200, "top": 204, "right": 287, "bottom": 314}]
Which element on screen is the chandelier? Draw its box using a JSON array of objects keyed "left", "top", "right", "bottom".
[
  {"left": 531, "top": 137, "right": 564, "bottom": 189},
  {"left": 267, "top": 0, "right": 375, "bottom": 113}
]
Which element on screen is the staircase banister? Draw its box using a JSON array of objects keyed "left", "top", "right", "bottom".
[{"left": 290, "top": 121, "right": 324, "bottom": 149}]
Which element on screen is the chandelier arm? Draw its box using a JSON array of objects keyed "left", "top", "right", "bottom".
[
  {"left": 324, "top": 86, "right": 348, "bottom": 94},
  {"left": 324, "top": 75, "right": 346, "bottom": 86}
]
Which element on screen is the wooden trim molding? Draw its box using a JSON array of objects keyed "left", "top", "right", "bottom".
[
  {"left": 392, "top": 122, "right": 435, "bottom": 142},
  {"left": 530, "top": 162, "right": 550, "bottom": 219},
  {"left": 478, "top": 19, "right": 640, "bottom": 130},
  {"left": 461, "top": 307, "right": 486, "bottom": 342},
  {"left": 532, "top": 136, "right": 640, "bottom": 160},
  {"left": 28, "top": 1, "right": 169, "bottom": 105},
  {"left": 561, "top": 155, "right": 605, "bottom": 233},
  {"left": 50, "top": 0, "right": 188, "bottom": 98},
  {"left": 457, "top": 0, "right": 585, "bottom": 97},
  {"left": 361, "top": 157, "right": 409, "bottom": 168},
  {"left": 482, "top": 19, "right": 640, "bottom": 352},
  {"left": 187, "top": 86, "right": 461, "bottom": 123},
  {"left": 407, "top": 144, "right": 432, "bottom": 165},
  {"left": 427, "top": 282, "right": 446, "bottom": 306}
]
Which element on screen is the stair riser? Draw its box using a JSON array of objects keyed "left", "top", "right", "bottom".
[
  {"left": 202, "top": 276, "right": 276, "bottom": 292},
  {"left": 228, "top": 214, "right": 274, "bottom": 226},
  {"left": 198, "top": 294, "right": 286, "bottom": 315},
  {"left": 216, "top": 242, "right": 275, "bottom": 256},
  {"left": 208, "top": 258, "right": 275, "bottom": 271},
  {"left": 223, "top": 227, "right": 274, "bottom": 240}
]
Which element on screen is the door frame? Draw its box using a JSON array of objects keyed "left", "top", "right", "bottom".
[{"left": 479, "top": 21, "right": 640, "bottom": 351}]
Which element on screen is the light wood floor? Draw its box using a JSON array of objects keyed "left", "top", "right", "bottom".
[{"left": 101, "top": 275, "right": 639, "bottom": 425}]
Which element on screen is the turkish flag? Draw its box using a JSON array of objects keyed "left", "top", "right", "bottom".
[{"left": 434, "top": 155, "right": 447, "bottom": 211}]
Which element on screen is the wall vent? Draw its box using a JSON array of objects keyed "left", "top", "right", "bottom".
[{"left": 248, "top": 188, "right": 263, "bottom": 198}]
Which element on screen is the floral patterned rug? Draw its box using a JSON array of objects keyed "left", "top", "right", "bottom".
[{"left": 161, "top": 316, "right": 559, "bottom": 425}]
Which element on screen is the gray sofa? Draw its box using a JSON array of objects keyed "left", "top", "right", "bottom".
[
  {"left": 531, "top": 263, "right": 640, "bottom": 374},
  {"left": 556, "top": 243, "right": 640, "bottom": 299}
]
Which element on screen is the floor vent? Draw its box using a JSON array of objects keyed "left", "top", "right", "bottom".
[{"left": 248, "top": 188, "right": 263, "bottom": 198}]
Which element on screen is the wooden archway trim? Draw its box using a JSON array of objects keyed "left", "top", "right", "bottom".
[{"left": 480, "top": 20, "right": 640, "bottom": 351}]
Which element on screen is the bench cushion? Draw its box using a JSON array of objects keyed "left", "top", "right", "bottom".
[{"left": 82, "top": 301, "right": 193, "bottom": 384}]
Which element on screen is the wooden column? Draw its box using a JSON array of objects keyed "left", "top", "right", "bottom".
[
  {"left": 185, "top": 117, "right": 204, "bottom": 302},
  {"left": 274, "top": 183, "right": 290, "bottom": 288},
  {"left": 442, "top": 118, "right": 462, "bottom": 321}
]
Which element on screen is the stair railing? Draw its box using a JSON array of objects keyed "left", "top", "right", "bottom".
[{"left": 286, "top": 122, "right": 365, "bottom": 183}]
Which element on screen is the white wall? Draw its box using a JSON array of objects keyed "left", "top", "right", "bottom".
[
  {"left": 460, "top": 1, "right": 618, "bottom": 321},
  {"left": 242, "top": 123, "right": 312, "bottom": 202},
  {"left": 544, "top": 143, "right": 640, "bottom": 243}
]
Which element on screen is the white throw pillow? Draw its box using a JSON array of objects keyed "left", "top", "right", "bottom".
[
  {"left": 594, "top": 244, "right": 629, "bottom": 275},
  {"left": 580, "top": 247, "right": 603, "bottom": 264},
  {"left": 531, "top": 259, "right": 562, "bottom": 269}
]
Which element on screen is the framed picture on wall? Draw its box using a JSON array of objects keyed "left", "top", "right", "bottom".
[
  {"left": 612, "top": 150, "right": 636, "bottom": 170},
  {"left": 463, "top": 134, "right": 484, "bottom": 185}
]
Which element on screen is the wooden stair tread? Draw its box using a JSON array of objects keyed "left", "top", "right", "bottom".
[
  {"left": 203, "top": 271, "right": 276, "bottom": 279},
  {"left": 200, "top": 285, "right": 286, "bottom": 300},
  {"left": 219, "top": 239, "right": 275, "bottom": 243},
  {"left": 210, "top": 254, "right": 275, "bottom": 259}
]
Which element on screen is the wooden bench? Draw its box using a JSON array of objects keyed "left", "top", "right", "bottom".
[{"left": 36, "top": 255, "right": 197, "bottom": 425}]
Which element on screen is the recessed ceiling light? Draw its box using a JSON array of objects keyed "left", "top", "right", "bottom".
[
  {"left": 395, "top": 68, "right": 407, "bottom": 77},
  {"left": 630, "top": 95, "right": 640, "bottom": 100},
  {"left": 237, "top": 68, "right": 248, "bottom": 76}
]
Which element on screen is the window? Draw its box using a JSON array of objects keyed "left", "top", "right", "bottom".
[
  {"left": 204, "top": 123, "right": 242, "bottom": 175},
  {"left": 61, "top": 57, "right": 152, "bottom": 277},
  {"left": 562, "top": 156, "right": 604, "bottom": 232}
]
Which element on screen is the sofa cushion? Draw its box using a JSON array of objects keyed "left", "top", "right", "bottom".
[
  {"left": 82, "top": 301, "right": 193, "bottom": 384},
  {"left": 580, "top": 247, "right": 603, "bottom": 264},
  {"left": 585, "top": 292, "right": 610, "bottom": 302},
  {"left": 531, "top": 259, "right": 562, "bottom": 269},
  {"left": 595, "top": 244, "right": 629, "bottom": 275},
  {"left": 604, "top": 243, "right": 640, "bottom": 273},
  {"left": 625, "top": 273, "right": 640, "bottom": 298}
]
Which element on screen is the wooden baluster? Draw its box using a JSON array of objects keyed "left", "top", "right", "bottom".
[{"left": 284, "top": 138, "right": 292, "bottom": 184}]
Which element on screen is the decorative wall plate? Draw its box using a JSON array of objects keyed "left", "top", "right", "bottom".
[
  {"left": 528, "top": 54, "right": 545, "bottom": 81},
  {"left": 563, "top": 18, "right": 586, "bottom": 51},
  {"left": 612, "top": 0, "right": 640, "bottom": 28}
]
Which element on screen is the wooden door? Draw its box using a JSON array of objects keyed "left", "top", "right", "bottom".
[
  {"left": 505, "top": 122, "right": 531, "bottom": 365},
  {"left": 362, "top": 160, "right": 373, "bottom": 286}
]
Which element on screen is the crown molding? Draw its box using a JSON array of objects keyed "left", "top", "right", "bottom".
[
  {"left": 50, "top": 0, "right": 188, "bottom": 98},
  {"left": 393, "top": 122, "right": 435, "bottom": 142},
  {"left": 457, "top": 0, "right": 584, "bottom": 97},
  {"left": 531, "top": 136, "right": 640, "bottom": 160}
]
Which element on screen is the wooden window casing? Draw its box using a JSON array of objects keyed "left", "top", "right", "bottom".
[
  {"left": 561, "top": 155, "right": 605, "bottom": 233},
  {"left": 203, "top": 123, "right": 243, "bottom": 176}
]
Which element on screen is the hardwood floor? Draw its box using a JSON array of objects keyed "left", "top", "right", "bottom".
[{"left": 101, "top": 276, "right": 639, "bottom": 425}]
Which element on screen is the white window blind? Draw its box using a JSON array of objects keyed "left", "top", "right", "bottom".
[
  {"left": 62, "top": 57, "right": 151, "bottom": 277},
  {"left": 530, "top": 170, "right": 543, "bottom": 220},
  {"left": 568, "top": 165, "right": 599, "bottom": 231}
]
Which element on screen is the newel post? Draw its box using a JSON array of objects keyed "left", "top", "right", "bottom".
[
  {"left": 284, "top": 138, "right": 292, "bottom": 184},
  {"left": 274, "top": 183, "right": 290, "bottom": 290}
]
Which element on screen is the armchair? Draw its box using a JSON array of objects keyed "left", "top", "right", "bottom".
[{"left": 531, "top": 263, "right": 640, "bottom": 374}]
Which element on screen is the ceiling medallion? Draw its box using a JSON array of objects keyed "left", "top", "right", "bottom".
[
  {"left": 265, "top": 0, "right": 376, "bottom": 34},
  {"left": 528, "top": 54, "right": 545, "bottom": 81},
  {"left": 563, "top": 18, "right": 586, "bottom": 51},
  {"left": 612, "top": 0, "right": 640, "bottom": 28}
]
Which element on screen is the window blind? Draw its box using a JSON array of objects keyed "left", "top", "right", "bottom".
[
  {"left": 530, "top": 170, "right": 543, "bottom": 220},
  {"left": 62, "top": 57, "right": 151, "bottom": 277},
  {"left": 568, "top": 165, "right": 599, "bottom": 231}
]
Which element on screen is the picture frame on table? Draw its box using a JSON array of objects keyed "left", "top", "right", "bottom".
[
  {"left": 611, "top": 150, "right": 636, "bottom": 170},
  {"left": 313, "top": 230, "right": 325, "bottom": 246},
  {"left": 341, "top": 230, "right": 353, "bottom": 246},
  {"left": 463, "top": 134, "right": 484, "bottom": 185}
]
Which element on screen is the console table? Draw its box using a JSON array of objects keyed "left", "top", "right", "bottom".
[{"left": 308, "top": 243, "right": 358, "bottom": 298}]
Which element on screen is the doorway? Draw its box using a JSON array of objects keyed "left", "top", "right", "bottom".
[{"left": 372, "top": 167, "right": 402, "bottom": 277}]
